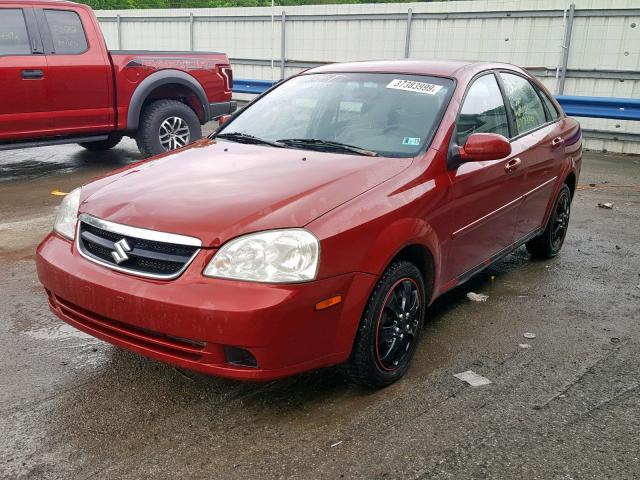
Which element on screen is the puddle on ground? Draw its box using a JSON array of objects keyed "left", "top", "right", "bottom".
[{"left": 21, "top": 322, "right": 94, "bottom": 341}]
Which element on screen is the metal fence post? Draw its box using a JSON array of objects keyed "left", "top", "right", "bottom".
[
  {"left": 189, "top": 13, "right": 195, "bottom": 51},
  {"left": 558, "top": 3, "right": 575, "bottom": 95},
  {"left": 280, "top": 11, "right": 286, "bottom": 79},
  {"left": 404, "top": 8, "right": 413, "bottom": 59},
  {"left": 116, "top": 14, "right": 122, "bottom": 50}
]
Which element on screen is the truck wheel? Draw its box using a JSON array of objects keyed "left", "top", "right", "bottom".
[
  {"left": 136, "top": 100, "right": 202, "bottom": 157},
  {"left": 78, "top": 134, "right": 123, "bottom": 151},
  {"left": 340, "top": 260, "right": 426, "bottom": 389}
]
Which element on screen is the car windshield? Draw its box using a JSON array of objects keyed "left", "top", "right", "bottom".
[{"left": 217, "top": 72, "right": 454, "bottom": 157}]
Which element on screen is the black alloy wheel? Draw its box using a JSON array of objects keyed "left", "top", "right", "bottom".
[
  {"left": 551, "top": 188, "right": 571, "bottom": 251},
  {"left": 341, "top": 260, "right": 426, "bottom": 388},
  {"left": 375, "top": 278, "right": 422, "bottom": 371},
  {"left": 526, "top": 183, "right": 572, "bottom": 259}
]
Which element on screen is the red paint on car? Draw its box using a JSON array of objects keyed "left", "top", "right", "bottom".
[{"left": 36, "top": 60, "right": 582, "bottom": 383}]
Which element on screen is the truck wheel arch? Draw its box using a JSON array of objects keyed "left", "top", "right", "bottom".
[{"left": 127, "top": 70, "right": 209, "bottom": 131}]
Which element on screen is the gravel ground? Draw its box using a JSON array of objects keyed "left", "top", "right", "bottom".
[{"left": 0, "top": 135, "right": 639, "bottom": 480}]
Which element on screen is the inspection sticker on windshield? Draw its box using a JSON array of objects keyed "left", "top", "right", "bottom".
[
  {"left": 386, "top": 79, "right": 443, "bottom": 95},
  {"left": 402, "top": 137, "right": 421, "bottom": 146}
]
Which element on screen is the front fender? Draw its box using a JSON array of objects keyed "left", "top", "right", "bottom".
[{"left": 359, "top": 217, "right": 442, "bottom": 300}]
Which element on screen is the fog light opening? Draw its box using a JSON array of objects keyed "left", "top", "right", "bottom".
[{"left": 224, "top": 346, "right": 258, "bottom": 368}]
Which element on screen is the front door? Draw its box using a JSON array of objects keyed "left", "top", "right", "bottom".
[
  {"left": 444, "top": 73, "right": 525, "bottom": 282},
  {"left": 0, "top": 7, "right": 51, "bottom": 141}
]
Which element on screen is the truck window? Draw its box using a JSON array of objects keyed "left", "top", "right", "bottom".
[
  {"left": 44, "top": 9, "right": 88, "bottom": 54},
  {"left": 0, "top": 9, "right": 31, "bottom": 56}
]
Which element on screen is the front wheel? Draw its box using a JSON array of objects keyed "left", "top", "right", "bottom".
[
  {"left": 341, "top": 261, "right": 426, "bottom": 388},
  {"left": 526, "top": 183, "right": 572, "bottom": 259},
  {"left": 135, "top": 99, "right": 202, "bottom": 157}
]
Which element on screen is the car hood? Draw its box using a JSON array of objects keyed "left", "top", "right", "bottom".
[{"left": 80, "top": 139, "right": 412, "bottom": 247}]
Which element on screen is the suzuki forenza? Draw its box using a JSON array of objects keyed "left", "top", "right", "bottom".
[{"left": 37, "top": 60, "right": 581, "bottom": 387}]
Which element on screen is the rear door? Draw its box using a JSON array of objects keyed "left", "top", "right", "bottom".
[
  {"left": 444, "top": 72, "right": 526, "bottom": 282},
  {"left": 0, "top": 7, "right": 50, "bottom": 140},
  {"left": 36, "top": 6, "right": 113, "bottom": 135},
  {"left": 498, "top": 72, "right": 563, "bottom": 241}
]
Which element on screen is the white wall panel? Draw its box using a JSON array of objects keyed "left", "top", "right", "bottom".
[
  {"left": 570, "top": 15, "right": 640, "bottom": 70},
  {"left": 96, "top": 0, "right": 640, "bottom": 153},
  {"left": 100, "top": 21, "right": 118, "bottom": 49},
  {"left": 120, "top": 21, "right": 190, "bottom": 51}
]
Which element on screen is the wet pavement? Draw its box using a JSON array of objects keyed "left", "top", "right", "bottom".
[{"left": 1, "top": 138, "right": 639, "bottom": 479}]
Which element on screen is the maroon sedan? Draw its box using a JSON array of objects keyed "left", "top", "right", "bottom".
[{"left": 36, "top": 60, "right": 581, "bottom": 387}]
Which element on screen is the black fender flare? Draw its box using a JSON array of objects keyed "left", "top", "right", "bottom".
[{"left": 126, "top": 69, "right": 209, "bottom": 131}]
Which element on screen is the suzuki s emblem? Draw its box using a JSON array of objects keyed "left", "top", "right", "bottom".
[{"left": 111, "top": 238, "right": 132, "bottom": 264}]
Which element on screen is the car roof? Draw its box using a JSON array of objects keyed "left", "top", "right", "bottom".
[{"left": 307, "top": 60, "right": 522, "bottom": 78}]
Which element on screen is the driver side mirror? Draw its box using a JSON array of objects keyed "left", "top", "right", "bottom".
[{"left": 459, "top": 133, "right": 511, "bottom": 162}]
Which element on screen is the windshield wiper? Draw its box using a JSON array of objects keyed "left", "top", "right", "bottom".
[
  {"left": 276, "top": 138, "right": 378, "bottom": 157},
  {"left": 215, "top": 132, "right": 284, "bottom": 148}
]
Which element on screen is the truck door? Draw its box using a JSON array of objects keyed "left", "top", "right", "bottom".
[
  {"left": 0, "top": 7, "right": 51, "bottom": 141},
  {"left": 35, "top": 6, "right": 113, "bottom": 135}
]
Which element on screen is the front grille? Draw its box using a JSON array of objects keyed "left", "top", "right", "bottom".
[{"left": 77, "top": 214, "right": 201, "bottom": 279}]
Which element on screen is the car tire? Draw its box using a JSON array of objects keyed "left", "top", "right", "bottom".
[
  {"left": 341, "top": 260, "right": 426, "bottom": 389},
  {"left": 135, "top": 99, "right": 202, "bottom": 157},
  {"left": 525, "top": 183, "right": 572, "bottom": 259},
  {"left": 78, "top": 133, "right": 123, "bottom": 151}
]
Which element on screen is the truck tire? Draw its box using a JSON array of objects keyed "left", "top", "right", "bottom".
[
  {"left": 78, "top": 134, "right": 123, "bottom": 151},
  {"left": 135, "top": 100, "right": 202, "bottom": 157}
]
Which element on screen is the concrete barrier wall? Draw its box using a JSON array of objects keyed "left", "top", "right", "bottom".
[{"left": 96, "top": 0, "right": 640, "bottom": 154}]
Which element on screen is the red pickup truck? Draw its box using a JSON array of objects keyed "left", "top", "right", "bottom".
[{"left": 0, "top": 0, "right": 235, "bottom": 156}]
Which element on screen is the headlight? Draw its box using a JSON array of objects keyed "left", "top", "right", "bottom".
[
  {"left": 204, "top": 229, "right": 319, "bottom": 283},
  {"left": 53, "top": 188, "right": 81, "bottom": 240}
]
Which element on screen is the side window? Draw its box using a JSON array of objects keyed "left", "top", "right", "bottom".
[
  {"left": 0, "top": 9, "right": 31, "bottom": 56},
  {"left": 44, "top": 9, "right": 88, "bottom": 54},
  {"left": 457, "top": 74, "right": 510, "bottom": 146},
  {"left": 500, "top": 73, "right": 547, "bottom": 134},
  {"left": 535, "top": 84, "right": 560, "bottom": 121}
]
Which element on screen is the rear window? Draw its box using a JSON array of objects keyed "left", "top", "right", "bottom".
[
  {"left": 0, "top": 9, "right": 31, "bottom": 56},
  {"left": 534, "top": 84, "right": 560, "bottom": 121},
  {"left": 499, "top": 73, "right": 547, "bottom": 135},
  {"left": 44, "top": 9, "right": 88, "bottom": 54}
]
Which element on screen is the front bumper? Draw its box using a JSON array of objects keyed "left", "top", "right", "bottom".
[{"left": 36, "top": 233, "right": 377, "bottom": 380}]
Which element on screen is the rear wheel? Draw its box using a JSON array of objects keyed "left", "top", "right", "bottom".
[
  {"left": 526, "top": 183, "right": 572, "bottom": 259},
  {"left": 135, "top": 99, "right": 202, "bottom": 157},
  {"left": 78, "top": 133, "right": 123, "bottom": 151},
  {"left": 341, "top": 261, "right": 426, "bottom": 388}
]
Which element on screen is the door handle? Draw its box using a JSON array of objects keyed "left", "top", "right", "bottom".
[
  {"left": 504, "top": 157, "right": 522, "bottom": 173},
  {"left": 21, "top": 69, "right": 44, "bottom": 80},
  {"left": 551, "top": 136, "right": 564, "bottom": 148}
]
